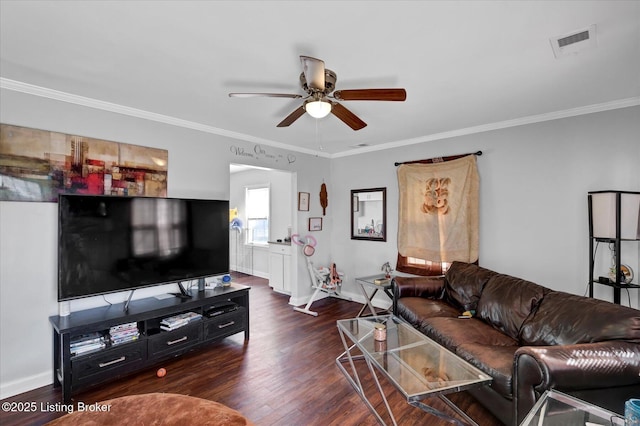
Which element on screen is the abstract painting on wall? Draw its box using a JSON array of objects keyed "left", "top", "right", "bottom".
[{"left": 0, "top": 124, "right": 168, "bottom": 202}]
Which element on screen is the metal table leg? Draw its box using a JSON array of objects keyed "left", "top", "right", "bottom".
[
  {"left": 410, "top": 396, "right": 479, "bottom": 426},
  {"left": 336, "top": 327, "right": 397, "bottom": 425},
  {"left": 356, "top": 283, "right": 380, "bottom": 317}
]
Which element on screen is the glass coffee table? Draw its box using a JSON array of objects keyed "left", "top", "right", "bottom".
[{"left": 336, "top": 315, "right": 492, "bottom": 426}]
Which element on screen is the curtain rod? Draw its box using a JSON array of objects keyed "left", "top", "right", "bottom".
[{"left": 394, "top": 150, "right": 482, "bottom": 166}]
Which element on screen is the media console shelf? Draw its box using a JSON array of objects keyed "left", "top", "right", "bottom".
[{"left": 49, "top": 284, "right": 250, "bottom": 403}]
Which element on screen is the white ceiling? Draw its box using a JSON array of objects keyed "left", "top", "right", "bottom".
[{"left": 1, "top": 1, "right": 639, "bottom": 157}]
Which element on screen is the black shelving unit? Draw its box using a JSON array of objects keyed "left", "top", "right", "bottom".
[
  {"left": 49, "top": 284, "right": 250, "bottom": 403},
  {"left": 588, "top": 191, "right": 640, "bottom": 304}
]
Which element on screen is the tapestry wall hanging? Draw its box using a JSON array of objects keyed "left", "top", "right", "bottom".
[
  {"left": 397, "top": 155, "right": 479, "bottom": 263},
  {"left": 0, "top": 124, "right": 168, "bottom": 202}
]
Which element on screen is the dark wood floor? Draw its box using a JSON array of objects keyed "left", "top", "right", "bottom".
[{"left": 0, "top": 274, "right": 501, "bottom": 425}]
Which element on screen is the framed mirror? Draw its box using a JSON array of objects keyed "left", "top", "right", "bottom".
[{"left": 351, "top": 187, "right": 386, "bottom": 241}]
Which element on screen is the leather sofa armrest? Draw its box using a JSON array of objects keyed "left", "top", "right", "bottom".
[
  {"left": 513, "top": 341, "right": 640, "bottom": 424},
  {"left": 392, "top": 276, "right": 445, "bottom": 299}
]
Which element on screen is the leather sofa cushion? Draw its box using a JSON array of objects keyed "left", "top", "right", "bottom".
[
  {"left": 520, "top": 291, "right": 640, "bottom": 345},
  {"left": 476, "top": 274, "right": 548, "bottom": 341},
  {"left": 444, "top": 261, "right": 498, "bottom": 311},
  {"left": 396, "top": 298, "right": 459, "bottom": 327},
  {"left": 456, "top": 343, "right": 519, "bottom": 399},
  {"left": 420, "top": 317, "right": 518, "bottom": 351}
]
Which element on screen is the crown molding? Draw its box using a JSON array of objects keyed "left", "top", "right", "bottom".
[
  {"left": 333, "top": 97, "right": 640, "bottom": 158},
  {"left": 2, "top": 77, "right": 637, "bottom": 160},
  {"left": 0, "top": 78, "right": 331, "bottom": 159}
]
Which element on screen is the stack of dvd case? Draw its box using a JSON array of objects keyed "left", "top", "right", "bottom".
[
  {"left": 109, "top": 322, "right": 140, "bottom": 346},
  {"left": 160, "top": 312, "right": 202, "bottom": 331},
  {"left": 70, "top": 332, "right": 106, "bottom": 356}
]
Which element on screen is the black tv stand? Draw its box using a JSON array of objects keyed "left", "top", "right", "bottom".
[
  {"left": 170, "top": 292, "right": 192, "bottom": 300},
  {"left": 49, "top": 284, "right": 250, "bottom": 404}
]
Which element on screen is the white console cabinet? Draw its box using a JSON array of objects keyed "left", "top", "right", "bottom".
[{"left": 268, "top": 243, "right": 291, "bottom": 294}]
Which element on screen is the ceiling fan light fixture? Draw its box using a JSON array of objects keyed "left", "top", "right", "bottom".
[
  {"left": 232, "top": 56, "right": 406, "bottom": 129},
  {"left": 304, "top": 100, "right": 332, "bottom": 119}
]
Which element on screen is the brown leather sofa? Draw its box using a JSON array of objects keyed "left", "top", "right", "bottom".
[{"left": 393, "top": 261, "right": 640, "bottom": 425}]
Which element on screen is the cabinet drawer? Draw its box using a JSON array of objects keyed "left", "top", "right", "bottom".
[
  {"left": 72, "top": 341, "right": 146, "bottom": 384},
  {"left": 269, "top": 244, "right": 291, "bottom": 255},
  {"left": 147, "top": 324, "right": 202, "bottom": 358},
  {"left": 204, "top": 308, "right": 246, "bottom": 341}
]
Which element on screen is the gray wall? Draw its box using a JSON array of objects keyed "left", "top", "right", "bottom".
[
  {"left": 0, "top": 88, "right": 330, "bottom": 398},
  {"left": 1, "top": 85, "right": 638, "bottom": 399},
  {"left": 329, "top": 106, "right": 640, "bottom": 309}
]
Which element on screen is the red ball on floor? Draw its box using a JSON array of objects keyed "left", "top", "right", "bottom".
[{"left": 156, "top": 368, "right": 166, "bottom": 378}]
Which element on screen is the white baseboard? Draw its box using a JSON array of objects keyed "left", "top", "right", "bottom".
[
  {"left": 288, "top": 289, "right": 391, "bottom": 311},
  {"left": 0, "top": 371, "right": 51, "bottom": 400},
  {"left": 341, "top": 290, "right": 392, "bottom": 311}
]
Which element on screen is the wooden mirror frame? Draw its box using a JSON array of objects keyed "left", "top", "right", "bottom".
[{"left": 350, "top": 187, "right": 387, "bottom": 242}]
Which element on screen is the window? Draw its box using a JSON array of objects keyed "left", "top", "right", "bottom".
[
  {"left": 396, "top": 153, "right": 479, "bottom": 276},
  {"left": 245, "top": 186, "right": 269, "bottom": 245},
  {"left": 396, "top": 254, "right": 451, "bottom": 276}
]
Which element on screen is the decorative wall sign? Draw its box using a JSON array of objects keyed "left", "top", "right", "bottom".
[
  {"left": 309, "top": 217, "right": 323, "bottom": 231},
  {"left": 0, "top": 124, "right": 168, "bottom": 202},
  {"left": 229, "top": 143, "right": 296, "bottom": 165}
]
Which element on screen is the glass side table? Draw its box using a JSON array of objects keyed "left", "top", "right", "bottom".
[
  {"left": 520, "top": 390, "right": 625, "bottom": 426},
  {"left": 354, "top": 274, "right": 394, "bottom": 317}
]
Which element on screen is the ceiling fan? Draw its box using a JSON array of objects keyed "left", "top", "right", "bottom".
[{"left": 229, "top": 56, "right": 406, "bottom": 131}]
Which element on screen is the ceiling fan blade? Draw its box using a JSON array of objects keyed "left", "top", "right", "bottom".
[
  {"left": 333, "top": 88, "right": 407, "bottom": 101},
  {"left": 229, "top": 93, "right": 302, "bottom": 99},
  {"left": 277, "top": 106, "right": 306, "bottom": 127},
  {"left": 330, "top": 102, "right": 367, "bottom": 131},
  {"left": 300, "top": 56, "right": 325, "bottom": 91}
]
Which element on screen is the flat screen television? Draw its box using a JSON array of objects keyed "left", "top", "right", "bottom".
[{"left": 58, "top": 194, "right": 229, "bottom": 301}]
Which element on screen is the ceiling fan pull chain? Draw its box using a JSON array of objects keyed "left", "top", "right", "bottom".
[{"left": 315, "top": 119, "right": 324, "bottom": 151}]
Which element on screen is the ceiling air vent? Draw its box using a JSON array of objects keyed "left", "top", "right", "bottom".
[
  {"left": 558, "top": 30, "right": 590, "bottom": 47},
  {"left": 550, "top": 24, "right": 597, "bottom": 58}
]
